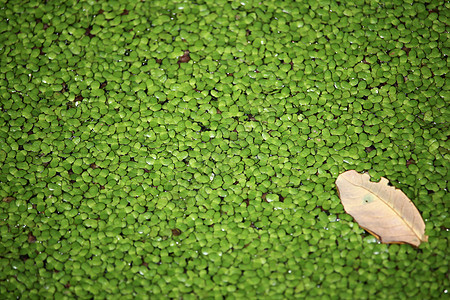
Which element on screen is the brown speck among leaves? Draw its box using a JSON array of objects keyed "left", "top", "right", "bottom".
[
  {"left": 75, "top": 95, "right": 83, "bottom": 102},
  {"left": 365, "top": 145, "right": 376, "bottom": 153},
  {"left": 262, "top": 193, "right": 268, "bottom": 202},
  {"left": 3, "top": 196, "right": 14, "bottom": 203},
  {"left": 172, "top": 229, "right": 182, "bottom": 236},
  {"left": 90, "top": 163, "right": 99, "bottom": 169},
  {"left": 178, "top": 50, "right": 191, "bottom": 63},
  {"left": 406, "top": 159, "right": 415, "bottom": 166},
  {"left": 247, "top": 114, "right": 256, "bottom": 121},
  {"left": 28, "top": 233, "right": 37, "bottom": 243}
]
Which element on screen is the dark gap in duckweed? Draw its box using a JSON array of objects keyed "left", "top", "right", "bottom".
[
  {"left": 84, "top": 26, "right": 95, "bottom": 38},
  {"left": 61, "top": 82, "right": 68, "bottom": 93},
  {"left": 19, "top": 254, "right": 29, "bottom": 262}
]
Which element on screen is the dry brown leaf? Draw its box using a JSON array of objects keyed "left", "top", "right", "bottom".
[{"left": 335, "top": 170, "right": 428, "bottom": 247}]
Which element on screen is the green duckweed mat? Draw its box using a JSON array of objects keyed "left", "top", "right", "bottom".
[{"left": 1, "top": 0, "right": 449, "bottom": 299}]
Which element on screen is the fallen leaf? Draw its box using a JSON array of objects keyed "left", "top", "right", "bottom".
[{"left": 335, "top": 170, "right": 428, "bottom": 247}]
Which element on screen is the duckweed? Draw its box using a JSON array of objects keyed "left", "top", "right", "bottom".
[{"left": 0, "top": 0, "right": 448, "bottom": 299}]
